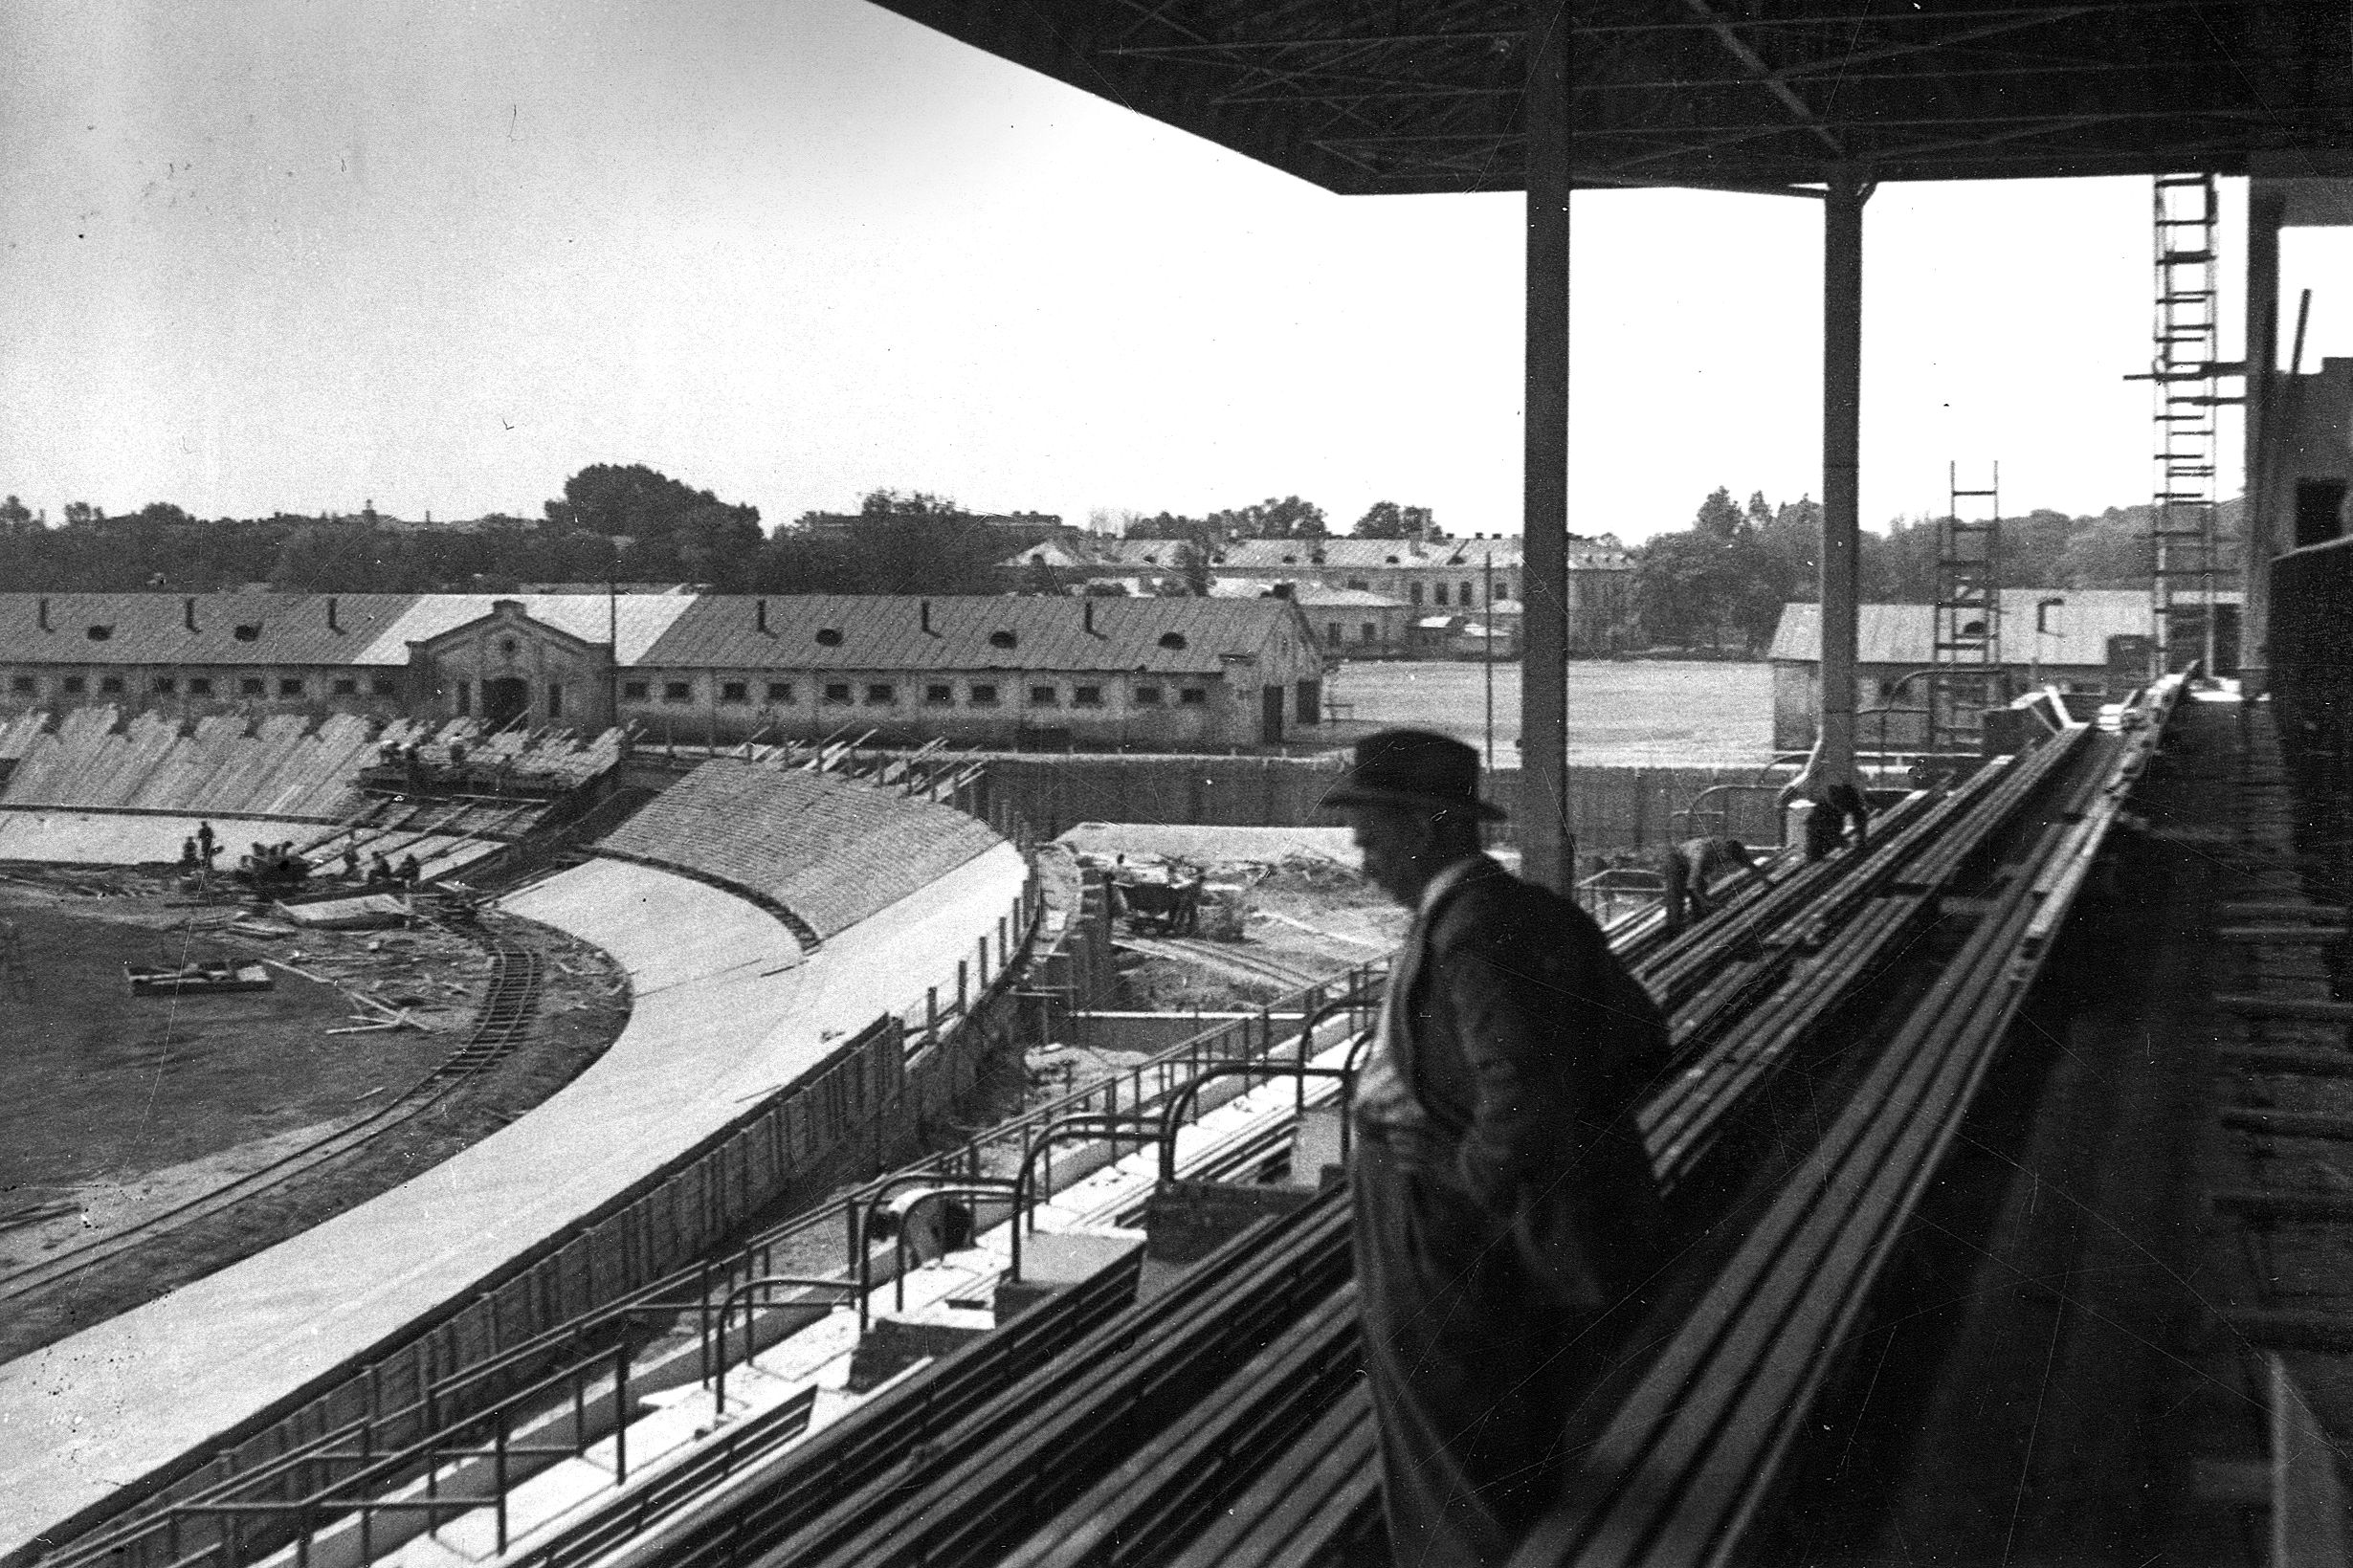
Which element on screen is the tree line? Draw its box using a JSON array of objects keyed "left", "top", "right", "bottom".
[
  {"left": 0, "top": 475, "right": 1452, "bottom": 598},
  {"left": 1632, "top": 485, "right": 2235, "bottom": 652},
  {"left": 1, "top": 471, "right": 2215, "bottom": 658}
]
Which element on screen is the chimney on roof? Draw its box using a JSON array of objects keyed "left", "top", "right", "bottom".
[
  {"left": 756, "top": 597, "right": 768, "bottom": 633},
  {"left": 326, "top": 595, "right": 340, "bottom": 632},
  {"left": 38, "top": 596, "right": 50, "bottom": 631},
  {"left": 1082, "top": 598, "right": 1096, "bottom": 635},
  {"left": 921, "top": 599, "right": 934, "bottom": 634},
  {"left": 184, "top": 596, "right": 197, "bottom": 631}
]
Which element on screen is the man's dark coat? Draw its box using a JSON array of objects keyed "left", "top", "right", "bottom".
[{"left": 1353, "top": 854, "right": 1670, "bottom": 1565}]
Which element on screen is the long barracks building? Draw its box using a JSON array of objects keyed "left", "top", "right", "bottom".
[{"left": 0, "top": 591, "right": 1327, "bottom": 751}]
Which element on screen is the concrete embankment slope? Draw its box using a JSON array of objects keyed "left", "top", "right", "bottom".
[{"left": 0, "top": 841, "right": 1027, "bottom": 1557}]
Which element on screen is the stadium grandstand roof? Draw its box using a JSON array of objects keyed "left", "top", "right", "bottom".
[
  {"left": 864, "top": 1, "right": 2353, "bottom": 195},
  {"left": 640, "top": 594, "right": 1314, "bottom": 673}
]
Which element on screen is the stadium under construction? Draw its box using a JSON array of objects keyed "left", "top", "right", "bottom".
[{"left": 4, "top": 7, "right": 2353, "bottom": 1567}]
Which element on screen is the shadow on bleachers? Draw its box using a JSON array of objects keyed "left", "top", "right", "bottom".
[{"left": 596, "top": 760, "right": 1004, "bottom": 940}]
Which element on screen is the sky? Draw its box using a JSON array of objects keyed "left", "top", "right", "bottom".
[{"left": 4, "top": 0, "right": 2349, "bottom": 545}]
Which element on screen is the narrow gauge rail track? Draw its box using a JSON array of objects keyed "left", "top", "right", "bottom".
[{"left": 0, "top": 924, "right": 544, "bottom": 1309}]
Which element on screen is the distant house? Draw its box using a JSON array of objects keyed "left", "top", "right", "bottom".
[
  {"left": 1000, "top": 532, "right": 1634, "bottom": 653},
  {"left": 1207, "top": 579, "right": 1413, "bottom": 658},
  {"left": 1765, "top": 588, "right": 2238, "bottom": 751}
]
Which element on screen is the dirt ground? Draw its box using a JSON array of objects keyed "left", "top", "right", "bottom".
[
  {"left": 1055, "top": 824, "right": 1409, "bottom": 1018},
  {"left": 1326, "top": 657, "right": 1774, "bottom": 768},
  {"left": 0, "top": 863, "right": 630, "bottom": 1360}
]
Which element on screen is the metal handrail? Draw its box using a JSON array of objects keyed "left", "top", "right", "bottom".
[
  {"left": 1156, "top": 1062, "right": 1361, "bottom": 1186},
  {"left": 1008, "top": 1115, "right": 1168, "bottom": 1282},
  {"left": 713, "top": 1277, "right": 858, "bottom": 1412},
  {"left": 857, "top": 1180, "right": 1019, "bottom": 1332},
  {"left": 59, "top": 962, "right": 1390, "bottom": 1568}
]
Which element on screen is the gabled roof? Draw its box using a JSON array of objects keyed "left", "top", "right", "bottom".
[
  {"left": 0, "top": 592, "right": 420, "bottom": 667},
  {"left": 353, "top": 593, "right": 698, "bottom": 666},
  {"left": 1206, "top": 580, "right": 1406, "bottom": 608},
  {"left": 637, "top": 595, "right": 1317, "bottom": 674},
  {"left": 1767, "top": 589, "right": 2176, "bottom": 669}
]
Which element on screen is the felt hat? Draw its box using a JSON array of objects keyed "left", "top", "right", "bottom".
[{"left": 1319, "top": 728, "right": 1505, "bottom": 821}]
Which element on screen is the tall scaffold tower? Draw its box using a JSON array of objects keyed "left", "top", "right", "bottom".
[
  {"left": 1930, "top": 462, "right": 2004, "bottom": 757},
  {"left": 2145, "top": 172, "right": 2231, "bottom": 674}
]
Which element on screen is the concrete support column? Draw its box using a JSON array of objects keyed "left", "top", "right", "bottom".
[
  {"left": 2241, "top": 185, "right": 2286, "bottom": 701},
  {"left": 1819, "top": 169, "right": 1870, "bottom": 787},
  {"left": 1521, "top": 0, "right": 1572, "bottom": 892}
]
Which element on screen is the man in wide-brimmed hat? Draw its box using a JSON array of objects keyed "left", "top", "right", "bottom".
[{"left": 1322, "top": 728, "right": 1669, "bottom": 1565}]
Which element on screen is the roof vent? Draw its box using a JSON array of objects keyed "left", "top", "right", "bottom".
[
  {"left": 988, "top": 629, "right": 1018, "bottom": 650},
  {"left": 86, "top": 624, "right": 112, "bottom": 641},
  {"left": 1385, "top": 555, "right": 1400, "bottom": 564},
  {"left": 814, "top": 628, "right": 843, "bottom": 647},
  {"left": 1280, "top": 554, "right": 1297, "bottom": 563},
  {"left": 1158, "top": 631, "right": 1188, "bottom": 651},
  {"left": 233, "top": 624, "right": 261, "bottom": 642}
]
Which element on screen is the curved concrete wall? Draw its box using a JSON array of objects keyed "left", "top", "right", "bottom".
[{"left": 0, "top": 840, "right": 1029, "bottom": 1555}]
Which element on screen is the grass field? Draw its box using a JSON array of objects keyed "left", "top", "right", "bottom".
[
  {"left": 0, "top": 907, "right": 442, "bottom": 1200},
  {"left": 1326, "top": 659, "right": 1775, "bottom": 768}
]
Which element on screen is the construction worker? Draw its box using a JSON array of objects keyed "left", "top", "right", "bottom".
[
  {"left": 1803, "top": 781, "right": 1873, "bottom": 861},
  {"left": 1660, "top": 835, "right": 1766, "bottom": 936},
  {"left": 342, "top": 846, "right": 362, "bottom": 880},
  {"left": 397, "top": 852, "right": 421, "bottom": 886},
  {"left": 196, "top": 820, "right": 216, "bottom": 865},
  {"left": 368, "top": 851, "right": 393, "bottom": 885},
  {"left": 180, "top": 836, "right": 200, "bottom": 870}
]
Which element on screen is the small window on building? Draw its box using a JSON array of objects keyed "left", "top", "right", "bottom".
[
  {"left": 1461, "top": 581, "right": 1474, "bottom": 604},
  {"left": 278, "top": 678, "right": 305, "bottom": 697},
  {"left": 925, "top": 683, "right": 953, "bottom": 705},
  {"left": 9, "top": 675, "right": 33, "bottom": 695},
  {"left": 1134, "top": 685, "right": 1163, "bottom": 705},
  {"left": 372, "top": 676, "right": 397, "bottom": 696},
  {"left": 332, "top": 678, "right": 358, "bottom": 696},
  {"left": 662, "top": 681, "right": 692, "bottom": 703},
  {"left": 1361, "top": 623, "right": 1377, "bottom": 643},
  {"left": 1158, "top": 631, "right": 1188, "bottom": 651},
  {"left": 100, "top": 675, "right": 125, "bottom": 694},
  {"left": 233, "top": 625, "right": 260, "bottom": 642},
  {"left": 720, "top": 680, "right": 749, "bottom": 703},
  {"left": 815, "top": 628, "right": 844, "bottom": 646},
  {"left": 969, "top": 683, "right": 999, "bottom": 706},
  {"left": 1410, "top": 583, "right": 1424, "bottom": 604},
  {"left": 1433, "top": 584, "right": 1449, "bottom": 607},
  {"left": 623, "top": 680, "right": 650, "bottom": 700},
  {"left": 1347, "top": 578, "right": 1369, "bottom": 591},
  {"left": 237, "top": 677, "right": 263, "bottom": 696},
  {"left": 547, "top": 684, "right": 563, "bottom": 718},
  {"left": 766, "top": 681, "right": 794, "bottom": 703},
  {"left": 189, "top": 676, "right": 213, "bottom": 696},
  {"left": 153, "top": 676, "right": 176, "bottom": 695},
  {"left": 1030, "top": 684, "right": 1058, "bottom": 706},
  {"left": 1326, "top": 623, "right": 1342, "bottom": 647},
  {"left": 865, "top": 683, "right": 894, "bottom": 705},
  {"left": 1073, "top": 685, "right": 1103, "bottom": 707},
  {"left": 86, "top": 624, "right": 113, "bottom": 641},
  {"left": 455, "top": 680, "right": 470, "bottom": 714},
  {"left": 823, "top": 682, "right": 852, "bottom": 705},
  {"left": 62, "top": 675, "right": 86, "bottom": 695},
  {"left": 1178, "top": 687, "right": 1207, "bottom": 705},
  {"left": 989, "top": 629, "right": 1018, "bottom": 650}
]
